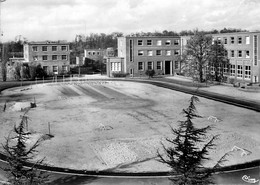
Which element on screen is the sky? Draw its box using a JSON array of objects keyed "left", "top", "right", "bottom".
[{"left": 1, "top": 0, "right": 260, "bottom": 42}]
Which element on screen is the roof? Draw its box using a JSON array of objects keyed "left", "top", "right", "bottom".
[
  {"left": 118, "top": 36, "right": 180, "bottom": 39},
  {"left": 25, "top": 40, "right": 69, "bottom": 45}
]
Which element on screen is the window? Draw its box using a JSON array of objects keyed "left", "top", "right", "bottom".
[
  {"left": 230, "top": 65, "right": 235, "bottom": 76},
  {"left": 88, "top": 52, "right": 91, "bottom": 55},
  {"left": 174, "top": 50, "right": 180, "bottom": 55},
  {"left": 32, "top": 46, "right": 38, "bottom": 52},
  {"left": 130, "top": 40, "right": 133, "bottom": 62},
  {"left": 254, "top": 35, "right": 257, "bottom": 65},
  {"left": 237, "top": 65, "right": 243, "bottom": 78},
  {"left": 157, "top": 61, "right": 162, "bottom": 70},
  {"left": 42, "top": 46, "right": 47, "bottom": 51},
  {"left": 238, "top": 37, "right": 242, "bottom": 44},
  {"left": 230, "top": 37, "right": 234, "bottom": 44},
  {"left": 62, "top": 55, "right": 67, "bottom": 60},
  {"left": 156, "top": 50, "right": 162, "bottom": 56},
  {"left": 165, "top": 40, "right": 171, "bottom": 45},
  {"left": 53, "top": 66, "right": 58, "bottom": 74},
  {"left": 217, "top": 37, "right": 221, "bottom": 44},
  {"left": 157, "top": 40, "right": 162, "bottom": 46},
  {"left": 246, "top": 51, "right": 250, "bottom": 58},
  {"left": 223, "top": 64, "right": 228, "bottom": 73},
  {"left": 246, "top": 36, "right": 250, "bottom": 44},
  {"left": 62, "top": 65, "right": 68, "bottom": 72},
  {"left": 42, "top": 55, "right": 48, "bottom": 61},
  {"left": 33, "top": 56, "right": 38, "bottom": 61},
  {"left": 93, "top": 52, "right": 95, "bottom": 55},
  {"left": 175, "top": 61, "right": 178, "bottom": 69},
  {"left": 111, "top": 62, "right": 121, "bottom": 72},
  {"left": 138, "top": 50, "right": 144, "bottom": 56},
  {"left": 147, "top": 61, "right": 153, "bottom": 70},
  {"left": 166, "top": 50, "right": 171, "bottom": 56},
  {"left": 61, "top": 46, "right": 67, "bottom": 51},
  {"left": 224, "top": 37, "right": 227, "bottom": 44},
  {"left": 245, "top": 66, "right": 251, "bottom": 79},
  {"left": 138, "top": 40, "right": 143, "bottom": 46},
  {"left": 174, "top": 39, "right": 180, "bottom": 45},
  {"left": 231, "top": 50, "right": 234, "bottom": 57},
  {"left": 238, "top": 50, "right": 242, "bottom": 58},
  {"left": 52, "top": 55, "right": 57, "bottom": 60},
  {"left": 147, "top": 40, "right": 152, "bottom": 45},
  {"left": 138, "top": 62, "right": 144, "bottom": 70},
  {"left": 52, "top": 46, "right": 57, "bottom": 51},
  {"left": 43, "top": 66, "right": 48, "bottom": 72},
  {"left": 224, "top": 50, "right": 228, "bottom": 57},
  {"left": 147, "top": 50, "right": 153, "bottom": 56},
  {"left": 97, "top": 52, "right": 100, "bottom": 55}
]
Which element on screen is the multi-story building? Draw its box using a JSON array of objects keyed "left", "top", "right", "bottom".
[
  {"left": 23, "top": 41, "right": 70, "bottom": 75},
  {"left": 212, "top": 32, "right": 260, "bottom": 83},
  {"left": 107, "top": 36, "right": 181, "bottom": 77}
]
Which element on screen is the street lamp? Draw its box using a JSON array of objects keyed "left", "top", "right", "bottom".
[{"left": 0, "top": 0, "right": 6, "bottom": 81}]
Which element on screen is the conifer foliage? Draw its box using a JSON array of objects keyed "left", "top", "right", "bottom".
[
  {"left": 2, "top": 114, "right": 48, "bottom": 185},
  {"left": 158, "top": 96, "right": 219, "bottom": 185}
]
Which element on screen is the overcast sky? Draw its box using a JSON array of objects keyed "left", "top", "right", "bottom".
[{"left": 1, "top": 0, "right": 260, "bottom": 42}]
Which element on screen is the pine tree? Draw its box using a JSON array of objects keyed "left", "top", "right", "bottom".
[
  {"left": 2, "top": 114, "right": 48, "bottom": 185},
  {"left": 158, "top": 96, "right": 220, "bottom": 185}
]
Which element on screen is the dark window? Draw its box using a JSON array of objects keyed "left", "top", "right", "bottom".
[{"left": 42, "top": 46, "right": 47, "bottom": 51}]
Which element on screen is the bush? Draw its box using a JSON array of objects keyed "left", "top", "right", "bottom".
[
  {"left": 112, "top": 72, "right": 129, "bottom": 77},
  {"left": 145, "top": 69, "right": 155, "bottom": 78}
]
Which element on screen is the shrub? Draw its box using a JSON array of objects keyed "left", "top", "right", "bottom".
[
  {"left": 145, "top": 69, "right": 155, "bottom": 78},
  {"left": 112, "top": 72, "right": 129, "bottom": 77}
]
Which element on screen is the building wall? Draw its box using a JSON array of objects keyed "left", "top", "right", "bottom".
[
  {"left": 117, "top": 36, "right": 182, "bottom": 77},
  {"left": 24, "top": 41, "right": 70, "bottom": 75},
  {"left": 212, "top": 32, "right": 260, "bottom": 83}
]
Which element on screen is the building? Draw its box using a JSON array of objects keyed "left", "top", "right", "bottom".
[
  {"left": 23, "top": 41, "right": 70, "bottom": 75},
  {"left": 107, "top": 36, "right": 182, "bottom": 77},
  {"left": 211, "top": 32, "right": 260, "bottom": 83}
]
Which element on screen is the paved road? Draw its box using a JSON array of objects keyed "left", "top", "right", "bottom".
[{"left": 45, "top": 166, "right": 259, "bottom": 185}]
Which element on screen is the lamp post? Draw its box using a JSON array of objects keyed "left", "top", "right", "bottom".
[{"left": 0, "top": 0, "right": 6, "bottom": 81}]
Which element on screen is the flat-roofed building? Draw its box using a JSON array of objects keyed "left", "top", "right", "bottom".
[
  {"left": 108, "top": 36, "right": 182, "bottom": 77},
  {"left": 23, "top": 41, "right": 70, "bottom": 75},
  {"left": 211, "top": 32, "right": 260, "bottom": 83}
]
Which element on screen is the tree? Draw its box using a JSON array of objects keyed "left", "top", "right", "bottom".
[
  {"left": 185, "top": 31, "right": 212, "bottom": 82},
  {"left": 2, "top": 114, "right": 48, "bottom": 185},
  {"left": 158, "top": 96, "right": 224, "bottom": 185},
  {"left": 1, "top": 44, "right": 8, "bottom": 81},
  {"left": 208, "top": 41, "right": 230, "bottom": 82}
]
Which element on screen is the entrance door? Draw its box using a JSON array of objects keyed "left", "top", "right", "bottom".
[{"left": 165, "top": 61, "right": 171, "bottom": 75}]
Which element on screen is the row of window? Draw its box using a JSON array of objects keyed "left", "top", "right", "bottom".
[
  {"left": 137, "top": 39, "right": 180, "bottom": 46},
  {"left": 230, "top": 65, "right": 251, "bottom": 79},
  {"left": 138, "top": 61, "right": 179, "bottom": 71},
  {"left": 87, "top": 51, "right": 101, "bottom": 56},
  {"left": 32, "top": 45, "right": 68, "bottom": 52},
  {"left": 215, "top": 36, "right": 250, "bottom": 45},
  {"left": 138, "top": 49, "right": 180, "bottom": 56},
  {"left": 43, "top": 65, "right": 68, "bottom": 73},
  {"left": 229, "top": 50, "right": 250, "bottom": 58},
  {"left": 33, "top": 55, "right": 68, "bottom": 61}
]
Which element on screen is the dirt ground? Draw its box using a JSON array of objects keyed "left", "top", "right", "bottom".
[{"left": 0, "top": 81, "right": 259, "bottom": 172}]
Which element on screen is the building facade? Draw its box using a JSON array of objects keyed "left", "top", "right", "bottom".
[
  {"left": 109, "top": 36, "right": 182, "bottom": 77},
  {"left": 24, "top": 41, "right": 70, "bottom": 75},
  {"left": 212, "top": 32, "right": 260, "bottom": 83}
]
